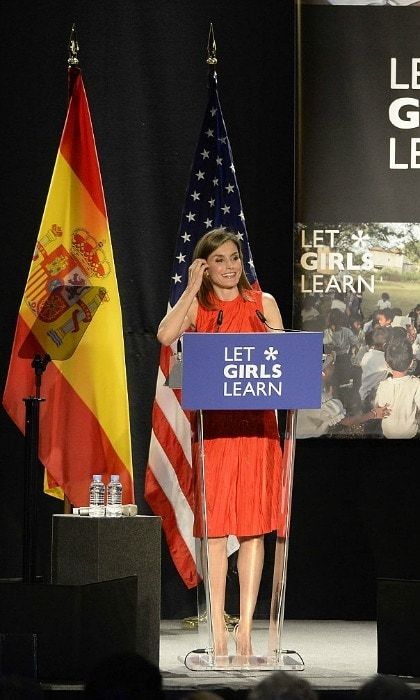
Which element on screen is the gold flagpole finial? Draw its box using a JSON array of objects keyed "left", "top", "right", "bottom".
[
  {"left": 207, "top": 22, "right": 217, "bottom": 65},
  {"left": 68, "top": 23, "right": 79, "bottom": 66}
]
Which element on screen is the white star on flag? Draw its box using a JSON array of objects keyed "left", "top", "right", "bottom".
[
  {"left": 186, "top": 211, "right": 196, "bottom": 222},
  {"left": 205, "top": 128, "right": 214, "bottom": 138},
  {"left": 172, "top": 273, "right": 182, "bottom": 284},
  {"left": 181, "top": 232, "right": 191, "bottom": 242},
  {"left": 222, "top": 205, "right": 230, "bottom": 214},
  {"left": 191, "top": 191, "right": 200, "bottom": 201},
  {"left": 225, "top": 183, "right": 234, "bottom": 193},
  {"left": 204, "top": 218, "right": 213, "bottom": 228},
  {"left": 196, "top": 170, "right": 205, "bottom": 180},
  {"left": 216, "top": 157, "right": 223, "bottom": 165},
  {"left": 201, "top": 149, "right": 210, "bottom": 159},
  {"left": 176, "top": 253, "right": 186, "bottom": 263}
]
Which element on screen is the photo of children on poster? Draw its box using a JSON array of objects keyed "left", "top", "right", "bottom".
[{"left": 294, "top": 223, "right": 420, "bottom": 439}]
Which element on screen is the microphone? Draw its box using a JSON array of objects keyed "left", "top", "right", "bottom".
[
  {"left": 164, "top": 337, "right": 183, "bottom": 387},
  {"left": 215, "top": 310, "right": 224, "bottom": 332},
  {"left": 255, "top": 309, "right": 284, "bottom": 332},
  {"left": 256, "top": 309, "right": 268, "bottom": 325}
]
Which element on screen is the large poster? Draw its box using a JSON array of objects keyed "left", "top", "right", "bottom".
[{"left": 295, "top": 3, "right": 420, "bottom": 438}]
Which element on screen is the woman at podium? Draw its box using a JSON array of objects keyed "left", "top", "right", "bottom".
[{"left": 157, "top": 228, "right": 286, "bottom": 658}]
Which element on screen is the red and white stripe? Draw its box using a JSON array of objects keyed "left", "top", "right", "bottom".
[{"left": 145, "top": 342, "right": 199, "bottom": 588}]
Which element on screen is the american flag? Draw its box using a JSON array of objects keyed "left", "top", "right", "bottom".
[{"left": 145, "top": 69, "right": 258, "bottom": 588}]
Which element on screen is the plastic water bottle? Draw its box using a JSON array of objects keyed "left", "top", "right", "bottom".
[
  {"left": 106, "top": 475, "right": 123, "bottom": 517},
  {"left": 89, "top": 475, "right": 105, "bottom": 517}
]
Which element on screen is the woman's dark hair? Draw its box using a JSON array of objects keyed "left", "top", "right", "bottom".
[
  {"left": 192, "top": 228, "right": 251, "bottom": 309},
  {"left": 384, "top": 338, "right": 413, "bottom": 373}
]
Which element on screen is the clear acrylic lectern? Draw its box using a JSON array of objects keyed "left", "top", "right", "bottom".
[{"left": 178, "top": 331, "right": 323, "bottom": 671}]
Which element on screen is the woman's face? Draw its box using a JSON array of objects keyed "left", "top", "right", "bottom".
[{"left": 206, "top": 240, "right": 242, "bottom": 290}]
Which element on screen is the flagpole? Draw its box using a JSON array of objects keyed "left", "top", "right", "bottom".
[
  {"left": 22, "top": 23, "right": 73, "bottom": 578},
  {"left": 21, "top": 358, "right": 47, "bottom": 584},
  {"left": 61, "top": 24, "right": 79, "bottom": 516},
  {"left": 68, "top": 23, "right": 79, "bottom": 66},
  {"left": 207, "top": 22, "right": 217, "bottom": 68}
]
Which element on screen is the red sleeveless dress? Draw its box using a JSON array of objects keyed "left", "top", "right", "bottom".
[{"left": 192, "top": 290, "right": 285, "bottom": 538}]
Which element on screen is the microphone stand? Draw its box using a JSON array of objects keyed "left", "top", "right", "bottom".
[{"left": 22, "top": 353, "right": 51, "bottom": 584}]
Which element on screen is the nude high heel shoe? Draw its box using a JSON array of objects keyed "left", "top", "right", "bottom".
[{"left": 233, "top": 622, "right": 253, "bottom": 657}]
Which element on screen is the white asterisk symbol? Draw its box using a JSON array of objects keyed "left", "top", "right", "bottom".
[
  {"left": 264, "top": 347, "right": 278, "bottom": 361},
  {"left": 351, "top": 229, "right": 370, "bottom": 248}
]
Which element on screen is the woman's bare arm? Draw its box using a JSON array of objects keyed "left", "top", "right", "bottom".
[{"left": 157, "top": 259, "right": 207, "bottom": 346}]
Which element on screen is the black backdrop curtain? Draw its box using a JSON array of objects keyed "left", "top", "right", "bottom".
[{"left": 0, "top": 0, "right": 418, "bottom": 619}]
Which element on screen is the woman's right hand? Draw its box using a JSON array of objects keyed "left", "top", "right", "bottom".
[
  {"left": 187, "top": 258, "right": 208, "bottom": 295},
  {"left": 157, "top": 259, "right": 205, "bottom": 346}
]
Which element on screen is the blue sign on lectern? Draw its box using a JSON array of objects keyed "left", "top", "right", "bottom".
[{"left": 181, "top": 332, "right": 323, "bottom": 410}]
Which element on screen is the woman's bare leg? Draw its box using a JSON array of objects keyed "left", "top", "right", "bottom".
[
  {"left": 235, "top": 535, "right": 265, "bottom": 656},
  {"left": 207, "top": 536, "right": 228, "bottom": 656}
]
